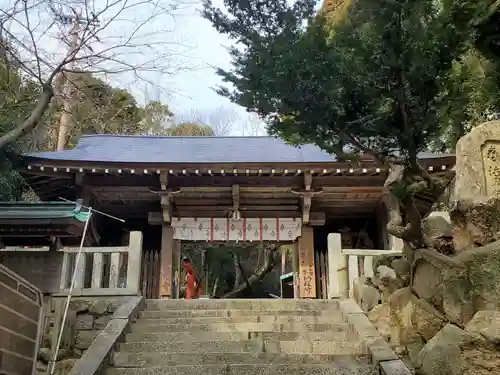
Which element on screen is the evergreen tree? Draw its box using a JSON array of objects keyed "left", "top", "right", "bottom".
[{"left": 202, "top": 0, "right": 489, "bottom": 247}]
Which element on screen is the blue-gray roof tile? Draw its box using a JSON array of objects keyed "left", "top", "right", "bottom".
[
  {"left": 23, "top": 135, "right": 453, "bottom": 164},
  {"left": 24, "top": 135, "right": 337, "bottom": 163}
]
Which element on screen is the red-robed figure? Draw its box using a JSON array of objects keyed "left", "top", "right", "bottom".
[{"left": 182, "top": 257, "right": 203, "bottom": 299}]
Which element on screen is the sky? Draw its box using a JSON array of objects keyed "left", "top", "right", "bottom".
[
  {"left": 165, "top": 1, "right": 235, "bottom": 112},
  {"left": 137, "top": 0, "right": 265, "bottom": 135}
]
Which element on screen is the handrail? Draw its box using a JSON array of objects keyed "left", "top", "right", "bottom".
[
  {"left": 0, "top": 264, "right": 44, "bottom": 375},
  {"left": 57, "top": 232, "right": 143, "bottom": 297},
  {"left": 342, "top": 249, "right": 403, "bottom": 256}
]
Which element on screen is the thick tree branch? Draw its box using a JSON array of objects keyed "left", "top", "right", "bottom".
[
  {"left": 338, "top": 129, "right": 391, "bottom": 165},
  {"left": 0, "top": 85, "right": 53, "bottom": 149},
  {"left": 233, "top": 253, "right": 242, "bottom": 288},
  {"left": 222, "top": 246, "right": 277, "bottom": 298}
]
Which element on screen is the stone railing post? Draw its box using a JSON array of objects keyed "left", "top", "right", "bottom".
[
  {"left": 327, "top": 233, "right": 349, "bottom": 299},
  {"left": 127, "top": 231, "right": 143, "bottom": 295}
]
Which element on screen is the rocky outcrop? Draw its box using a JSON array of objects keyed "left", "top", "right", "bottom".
[{"left": 365, "top": 121, "right": 500, "bottom": 374}]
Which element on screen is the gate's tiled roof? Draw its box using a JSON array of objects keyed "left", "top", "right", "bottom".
[{"left": 23, "top": 135, "right": 453, "bottom": 164}]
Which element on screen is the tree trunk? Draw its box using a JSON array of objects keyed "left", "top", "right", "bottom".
[
  {"left": 211, "top": 276, "right": 220, "bottom": 298},
  {"left": 233, "top": 253, "right": 242, "bottom": 288},
  {"left": 222, "top": 247, "right": 277, "bottom": 298},
  {"left": 0, "top": 86, "right": 54, "bottom": 150}
]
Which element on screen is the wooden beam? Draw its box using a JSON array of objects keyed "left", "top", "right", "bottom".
[
  {"left": 160, "top": 173, "right": 170, "bottom": 223},
  {"left": 304, "top": 170, "right": 312, "bottom": 191},
  {"left": 160, "top": 173, "right": 168, "bottom": 190},
  {"left": 164, "top": 175, "right": 388, "bottom": 188},
  {"left": 231, "top": 184, "right": 241, "bottom": 219},
  {"left": 291, "top": 189, "right": 323, "bottom": 225},
  {"left": 161, "top": 195, "right": 173, "bottom": 223},
  {"left": 173, "top": 198, "right": 299, "bottom": 206},
  {"left": 314, "top": 200, "right": 379, "bottom": 207},
  {"left": 302, "top": 194, "right": 312, "bottom": 224},
  {"left": 173, "top": 210, "right": 302, "bottom": 218},
  {"left": 82, "top": 174, "right": 159, "bottom": 187},
  {"left": 174, "top": 205, "right": 299, "bottom": 212}
]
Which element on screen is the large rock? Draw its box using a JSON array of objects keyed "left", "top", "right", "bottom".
[
  {"left": 456, "top": 241, "right": 500, "bottom": 314},
  {"left": 417, "top": 322, "right": 500, "bottom": 375},
  {"left": 454, "top": 120, "right": 500, "bottom": 201},
  {"left": 372, "top": 254, "right": 399, "bottom": 276},
  {"left": 422, "top": 214, "right": 455, "bottom": 255},
  {"left": 413, "top": 244, "right": 500, "bottom": 326},
  {"left": 391, "top": 258, "right": 411, "bottom": 285},
  {"left": 53, "top": 359, "right": 77, "bottom": 375},
  {"left": 373, "top": 263, "right": 404, "bottom": 302},
  {"left": 451, "top": 120, "right": 500, "bottom": 251},
  {"left": 360, "top": 284, "right": 381, "bottom": 312},
  {"left": 75, "top": 330, "right": 99, "bottom": 350},
  {"left": 389, "top": 288, "right": 447, "bottom": 347},
  {"left": 367, "top": 303, "right": 391, "bottom": 342},
  {"left": 89, "top": 300, "right": 110, "bottom": 316},
  {"left": 412, "top": 258, "right": 443, "bottom": 309},
  {"left": 450, "top": 197, "right": 500, "bottom": 251},
  {"left": 416, "top": 324, "right": 468, "bottom": 375},
  {"left": 422, "top": 215, "right": 453, "bottom": 239},
  {"left": 412, "top": 248, "right": 475, "bottom": 325},
  {"left": 465, "top": 310, "right": 500, "bottom": 344},
  {"left": 352, "top": 277, "right": 381, "bottom": 312}
]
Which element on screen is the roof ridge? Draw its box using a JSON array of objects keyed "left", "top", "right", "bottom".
[{"left": 80, "top": 134, "right": 276, "bottom": 140}]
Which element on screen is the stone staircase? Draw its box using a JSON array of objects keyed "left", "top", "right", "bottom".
[{"left": 106, "top": 299, "right": 375, "bottom": 375}]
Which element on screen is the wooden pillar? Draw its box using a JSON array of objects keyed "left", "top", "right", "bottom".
[
  {"left": 291, "top": 242, "right": 299, "bottom": 299},
  {"left": 298, "top": 226, "right": 316, "bottom": 298},
  {"left": 160, "top": 225, "right": 174, "bottom": 299},
  {"left": 172, "top": 240, "right": 181, "bottom": 299}
]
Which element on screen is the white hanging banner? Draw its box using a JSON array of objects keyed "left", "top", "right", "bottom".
[{"left": 171, "top": 217, "right": 302, "bottom": 242}]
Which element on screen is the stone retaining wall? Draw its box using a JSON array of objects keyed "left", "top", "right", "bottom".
[{"left": 37, "top": 297, "right": 134, "bottom": 375}]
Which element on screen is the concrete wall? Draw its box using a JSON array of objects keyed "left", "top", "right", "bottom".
[{"left": 0, "top": 251, "right": 63, "bottom": 294}]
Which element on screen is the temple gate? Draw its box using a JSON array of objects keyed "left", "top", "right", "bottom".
[{"left": 18, "top": 135, "right": 454, "bottom": 299}]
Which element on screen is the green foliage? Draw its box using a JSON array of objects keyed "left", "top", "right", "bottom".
[
  {"left": 139, "top": 100, "right": 174, "bottom": 135},
  {"left": 431, "top": 50, "right": 500, "bottom": 151},
  {"left": 202, "top": 0, "right": 493, "bottom": 165},
  {"left": 168, "top": 122, "right": 214, "bottom": 136},
  {"left": 0, "top": 49, "right": 177, "bottom": 200},
  {"left": 0, "top": 50, "right": 40, "bottom": 201},
  {"left": 33, "top": 72, "right": 161, "bottom": 150}
]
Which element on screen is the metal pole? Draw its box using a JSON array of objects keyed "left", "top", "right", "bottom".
[
  {"left": 59, "top": 197, "right": 125, "bottom": 222},
  {"left": 49, "top": 208, "right": 92, "bottom": 375}
]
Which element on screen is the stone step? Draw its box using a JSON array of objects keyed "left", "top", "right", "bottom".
[
  {"left": 137, "top": 314, "right": 344, "bottom": 324},
  {"left": 117, "top": 339, "right": 362, "bottom": 355},
  {"left": 130, "top": 322, "right": 349, "bottom": 333},
  {"left": 113, "top": 352, "right": 370, "bottom": 367},
  {"left": 125, "top": 330, "right": 350, "bottom": 343},
  {"left": 139, "top": 309, "right": 334, "bottom": 318},
  {"left": 145, "top": 299, "right": 340, "bottom": 311},
  {"left": 107, "top": 363, "right": 374, "bottom": 375}
]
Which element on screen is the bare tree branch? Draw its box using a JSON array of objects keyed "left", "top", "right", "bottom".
[
  {"left": 0, "top": 0, "right": 195, "bottom": 149},
  {"left": 241, "top": 112, "right": 266, "bottom": 136},
  {"left": 177, "top": 106, "right": 239, "bottom": 136}
]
